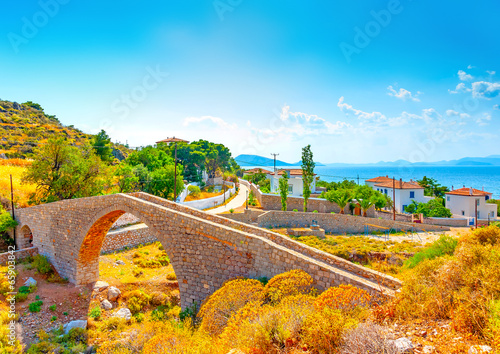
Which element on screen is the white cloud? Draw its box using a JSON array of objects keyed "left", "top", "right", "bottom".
[
  {"left": 422, "top": 108, "right": 442, "bottom": 121},
  {"left": 476, "top": 113, "right": 492, "bottom": 126},
  {"left": 337, "top": 97, "right": 386, "bottom": 121},
  {"left": 446, "top": 109, "right": 471, "bottom": 119},
  {"left": 458, "top": 70, "right": 473, "bottom": 81},
  {"left": 387, "top": 85, "right": 420, "bottom": 102},
  {"left": 183, "top": 115, "right": 237, "bottom": 129},
  {"left": 487, "top": 70, "right": 496, "bottom": 76},
  {"left": 471, "top": 81, "right": 500, "bottom": 99},
  {"left": 494, "top": 104, "right": 499, "bottom": 110},
  {"left": 467, "top": 65, "right": 475, "bottom": 69},
  {"left": 449, "top": 82, "right": 471, "bottom": 94}
]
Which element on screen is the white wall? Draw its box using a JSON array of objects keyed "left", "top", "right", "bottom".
[
  {"left": 181, "top": 182, "right": 236, "bottom": 210},
  {"left": 446, "top": 194, "right": 497, "bottom": 220},
  {"left": 371, "top": 184, "right": 430, "bottom": 213},
  {"left": 270, "top": 174, "right": 316, "bottom": 197}
]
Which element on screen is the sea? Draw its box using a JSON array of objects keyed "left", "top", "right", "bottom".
[{"left": 247, "top": 165, "right": 500, "bottom": 199}]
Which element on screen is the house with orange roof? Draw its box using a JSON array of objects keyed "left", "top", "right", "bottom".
[
  {"left": 445, "top": 187, "right": 497, "bottom": 221},
  {"left": 366, "top": 176, "right": 433, "bottom": 213},
  {"left": 270, "top": 169, "right": 317, "bottom": 197},
  {"left": 243, "top": 168, "right": 273, "bottom": 180}
]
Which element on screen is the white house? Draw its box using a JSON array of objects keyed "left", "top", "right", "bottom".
[
  {"left": 366, "top": 176, "right": 433, "bottom": 213},
  {"left": 445, "top": 187, "right": 497, "bottom": 221},
  {"left": 270, "top": 169, "right": 317, "bottom": 197}
]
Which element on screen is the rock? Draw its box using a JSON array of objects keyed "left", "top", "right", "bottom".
[
  {"left": 393, "top": 337, "right": 413, "bottom": 353},
  {"left": 12, "top": 102, "right": 21, "bottom": 110},
  {"left": 107, "top": 286, "right": 121, "bottom": 301},
  {"left": 423, "top": 345, "right": 435, "bottom": 353},
  {"left": 469, "top": 345, "right": 493, "bottom": 354},
  {"left": 24, "top": 277, "right": 37, "bottom": 287},
  {"left": 0, "top": 153, "right": 6, "bottom": 159},
  {"left": 93, "top": 281, "right": 109, "bottom": 292},
  {"left": 114, "top": 308, "right": 131, "bottom": 321},
  {"left": 63, "top": 320, "right": 87, "bottom": 334},
  {"left": 101, "top": 300, "right": 112, "bottom": 310},
  {"left": 115, "top": 260, "right": 125, "bottom": 265}
]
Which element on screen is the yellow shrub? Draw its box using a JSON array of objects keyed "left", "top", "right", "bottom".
[
  {"left": 0, "top": 302, "right": 22, "bottom": 353},
  {"left": 264, "top": 269, "right": 313, "bottom": 303},
  {"left": 315, "top": 284, "right": 370, "bottom": 316},
  {"left": 199, "top": 278, "right": 264, "bottom": 336},
  {"left": 125, "top": 290, "right": 150, "bottom": 314},
  {"left": 461, "top": 225, "right": 500, "bottom": 246},
  {"left": 302, "top": 307, "right": 357, "bottom": 354}
]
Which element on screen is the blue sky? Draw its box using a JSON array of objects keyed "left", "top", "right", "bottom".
[{"left": 1, "top": 0, "right": 499, "bottom": 163}]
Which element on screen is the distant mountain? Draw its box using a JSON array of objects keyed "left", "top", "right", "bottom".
[
  {"left": 235, "top": 154, "right": 325, "bottom": 167},
  {"left": 322, "top": 155, "right": 500, "bottom": 167}
]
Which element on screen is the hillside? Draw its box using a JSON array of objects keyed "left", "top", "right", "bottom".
[
  {"left": 0, "top": 99, "right": 129, "bottom": 159},
  {"left": 235, "top": 154, "right": 325, "bottom": 167}
]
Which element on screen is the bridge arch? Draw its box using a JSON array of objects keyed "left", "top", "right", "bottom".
[{"left": 74, "top": 202, "right": 184, "bottom": 303}]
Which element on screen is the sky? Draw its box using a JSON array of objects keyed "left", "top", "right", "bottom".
[{"left": 1, "top": 0, "right": 499, "bottom": 164}]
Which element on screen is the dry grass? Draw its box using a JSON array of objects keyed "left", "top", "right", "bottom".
[
  {"left": 184, "top": 191, "right": 223, "bottom": 202},
  {"left": 0, "top": 163, "right": 36, "bottom": 208}
]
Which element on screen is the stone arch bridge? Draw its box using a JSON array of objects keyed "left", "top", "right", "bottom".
[{"left": 13, "top": 192, "right": 401, "bottom": 308}]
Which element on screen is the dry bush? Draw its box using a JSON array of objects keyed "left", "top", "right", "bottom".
[
  {"left": 264, "top": 269, "right": 313, "bottom": 303},
  {"left": 198, "top": 278, "right": 264, "bottom": 336},
  {"left": 302, "top": 307, "right": 357, "bottom": 354},
  {"left": 124, "top": 290, "right": 150, "bottom": 314},
  {"left": 315, "top": 284, "right": 371, "bottom": 317},
  {"left": 340, "top": 322, "right": 398, "bottom": 354}
]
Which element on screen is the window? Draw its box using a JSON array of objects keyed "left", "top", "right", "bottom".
[
  {"left": 476, "top": 199, "right": 480, "bottom": 206},
  {"left": 384, "top": 189, "right": 388, "bottom": 194},
  {"left": 447, "top": 196, "right": 450, "bottom": 201},
  {"left": 288, "top": 185, "right": 293, "bottom": 193},
  {"left": 461, "top": 210, "right": 465, "bottom": 216},
  {"left": 492, "top": 211, "right": 495, "bottom": 217},
  {"left": 409, "top": 191, "right": 415, "bottom": 199},
  {"left": 486, "top": 195, "right": 490, "bottom": 201}
]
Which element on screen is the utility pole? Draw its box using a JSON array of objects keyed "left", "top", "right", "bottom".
[
  {"left": 10, "top": 175, "right": 16, "bottom": 247},
  {"left": 173, "top": 142, "right": 178, "bottom": 202},
  {"left": 271, "top": 153, "right": 279, "bottom": 172},
  {"left": 475, "top": 199, "right": 478, "bottom": 229},
  {"left": 392, "top": 177, "right": 396, "bottom": 221},
  {"left": 357, "top": 174, "right": 360, "bottom": 185}
]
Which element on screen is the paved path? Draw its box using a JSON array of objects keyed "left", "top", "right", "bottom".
[{"left": 206, "top": 183, "right": 248, "bottom": 214}]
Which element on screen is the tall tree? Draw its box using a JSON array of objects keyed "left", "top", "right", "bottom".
[
  {"left": 279, "top": 173, "right": 289, "bottom": 211},
  {"left": 148, "top": 165, "right": 184, "bottom": 200},
  {"left": 417, "top": 176, "right": 449, "bottom": 198},
  {"left": 92, "top": 130, "right": 114, "bottom": 163},
  {"left": 22, "top": 137, "right": 111, "bottom": 203},
  {"left": 301, "top": 145, "right": 316, "bottom": 212},
  {"left": 114, "top": 164, "right": 139, "bottom": 193}
]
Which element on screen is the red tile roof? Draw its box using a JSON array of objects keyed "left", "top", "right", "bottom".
[
  {"left": 374, "top": 180, "right": 424, "bottom": 189},
  {"left": 365, "top": 176, "right": 392, "bottom": 183},
  {"left": 277, "top": 169, "right": 316, "bottom": 176},
  {"left": 244, "top": 168, "right": 272, "bottom": 174},
  {"left": 156, "top": 137, "right": 189, "bottom": 144},
  {"left": 446, "top": 187, "right": 492, "bottom": 197}
]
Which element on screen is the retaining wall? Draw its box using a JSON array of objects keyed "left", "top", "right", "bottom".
[
  {"left": 239, "top": 180, "right": 374, "bottom": 216},
  {"left": 250, "top": 210, "right": 451, "bottom": 234},
  {"left": 101, "top": 225, "right": 156, "bottom": 253},
  {"left": 0, "top": 247, "right": 39, "bottom": 265},
  {"left": 375, "top": 210, "right": 468, "bottom": 227},
  {"left": 181, "top": 182, "right": 236, "bottom": 210}
]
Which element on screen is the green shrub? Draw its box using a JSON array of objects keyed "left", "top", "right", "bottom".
[
  {"left": 51, "top": 316, "right": 57, "bottom": 322},
  {"left": 88, "top": 306, "right": 101, "bottom": 320},
  {"left": 229, "top": 208, "right": 235, "bottom": 213},
  {"left": 29, "top": 300, "right": 43, "bottom": 312},
  {"left": 126, "top": 290, "right": 150, "bottom": 314},
  {"left": 18, "top": 286, "right": 30, "bottom": 294},
  {"left": 49, "top": 304, "right": 56, "bottom": 311},
  {"left": 404, "top": 235, "right": 458, "bottom": 269},
  {"left": 134, "top": 312, "right": 145, "bottom": 323},
  {"left": 293, "top": 209, "right": 298, "bottom": 212},
  {"left": 188, "top": 185, "right": 201, "bottom": 197},
  {"left": 33, "top": 254, "right": 53, "bottom": 274},
  {"left": 63, "top": 312, "right": 68, "bottom": 316},
  {"left": 15, "top": 292, "right": 28, "bottom": 302}
]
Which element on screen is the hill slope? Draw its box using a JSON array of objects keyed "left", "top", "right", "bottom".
[{"left": 0, "top": 99, "right": 128, "bottom": 159}]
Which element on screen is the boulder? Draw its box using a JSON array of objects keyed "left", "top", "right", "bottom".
[
  {"left": 115, "top": 260, "right": 125, "bottom": 265},
  {"left": 24, "top": 277, "right": 37, "bottom": 287},
  {"left": 114, "top": 308, "right": 131, "bottom": 321},
  {"left": 107, "top": 286, "right": 121, "bottom": 301},
  {"left": 393, "top": 337, "right": 413, "bottom": 353},
  {"left": 63, "top": 320, "right": 87, "bottom": 334},
  {"left": 0, "top": 153, "right": 6, "bottom": 159},
  {"left": 93, "top": 281, "right": 109, "bottom": 292},
  {"left": 101, "top": 300, "right": 113, "bottom": 310},
  {"left": 469, "top": 345, "right": 493, "bottom": 354}
]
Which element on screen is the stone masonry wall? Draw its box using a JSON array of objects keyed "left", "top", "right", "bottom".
[
  {"left": 0, "top": 247, "right": 38, "bottom": 265},
  {"left": 256, "top": 210, "right": 451, "bottom": 234},
  {"left": 14, "top": 192, "right": 403, "bottom": 309},
  {"left": 239, "top": 180, "right": 376, "bottom": 216},
  {"left": 375, "top": 210, "right": 468, "bottom": 227},
  {"left": 101, "top": 225, "right": 157, "bottom": 254}
]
